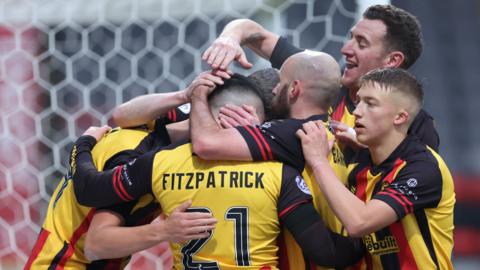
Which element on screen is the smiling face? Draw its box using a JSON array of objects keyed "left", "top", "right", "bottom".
[
  {"left": 341, "top": 19, "right": 390, "bottom": 92},
  {"left": 352, "top": 82, "right": 398, "bottom": 146}
]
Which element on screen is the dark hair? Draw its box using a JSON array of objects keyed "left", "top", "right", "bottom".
[
  {"left": 363, "top": 5, "right": 422, "bottom": 69},
  {"left": 360, "top": 68, "right": 423, "bottom": 114},
  {"left": 247, "top": 68, "right": 279, "bottom": 120},
  {"left": 208, "top": 73, "right": 268, "bottom": 110}
]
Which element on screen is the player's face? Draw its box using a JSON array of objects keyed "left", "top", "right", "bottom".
[
  {"left": 271, "top": 80, "right": 291, "bottom": 119},
  {"left": 353, "top": 83, "right": 398, "bottom": 146},
  {"left": 341, "top": 19, "right": 390, "bottom": 92}
]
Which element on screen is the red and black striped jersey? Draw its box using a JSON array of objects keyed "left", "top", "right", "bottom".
[
  {"left": 235, "top": 114, "right": 329, "bottom": 172},
  {"left": 347, "top": 135, "right": 454, "bottom": 269},
  {"left": 270, "top": 36, "right": 440, "bottom": 153},
  {"left": 235, "top": 115, "right": 354, "bottom": 270}
]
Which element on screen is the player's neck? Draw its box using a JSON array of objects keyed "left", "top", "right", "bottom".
[
  {"left": 368, "top": 131, "right": 406, "bottom": 165},
  {"left": 289, "top": 103, "right": 326, "bottom": 119},
  {"left": 348, "top": 87, "right": 359, "bottom": 104}
]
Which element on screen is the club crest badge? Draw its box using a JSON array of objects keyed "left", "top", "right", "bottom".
[{"left": 295, "top": 176, "right": 311, "bottom": 195}]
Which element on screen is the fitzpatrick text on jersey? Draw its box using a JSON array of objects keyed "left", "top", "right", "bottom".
[{"left": 162, "top": 171, "right": 265, "bottom": 190}]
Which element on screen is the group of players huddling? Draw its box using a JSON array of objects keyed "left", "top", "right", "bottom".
[{"left": 25, "top": 4, "right": 454, "bottom": 270}]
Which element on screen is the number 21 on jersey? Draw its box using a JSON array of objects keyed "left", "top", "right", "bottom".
[{"left": 181, "top": 207, "right": 250, "bottom": 269}]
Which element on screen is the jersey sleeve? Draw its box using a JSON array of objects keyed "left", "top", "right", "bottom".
[
  {"left": 140, "top": 118, "right": 172, "bottom": 152},
  {"left": 279, "top": 164, "right": 365, "bottom": 268},
  {"left": 269, "top": 36, "right": 303, "bottom": 69},
  {"left": 71, "top": 135, "right": 156, "bottom": 208},
  {"left": 408, "top": 109, "right": 440, "bottom": 152},
  {"left": 235, "top": 119, "right": 305, "bottom": 171},
  {"left": 373, "top": 160, "right": 443, "bottom": 219},
  {"left": 161, "top": 103, "right": 191, "bottom": 124},
  {"left": 277, "top": 165, "right": 312, "bottom": 218}
]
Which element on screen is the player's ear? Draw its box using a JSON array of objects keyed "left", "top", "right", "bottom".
[
  {"left": 393, "top": 109, "right": 409, "bottom": 126},
  {"left": 289, "top": 80, "right": 301, "bottom": 99},
  {"left": 384, "top": 51, "right": 404, "bottom": 68}
]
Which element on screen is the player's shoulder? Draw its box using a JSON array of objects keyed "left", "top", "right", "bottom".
[
  {"left": 260, "top": 114, "right": 327, "bottom": 130},
  {"left": 92, "top": 127, "right": 150, "bottom": 165},
  {"left": 98, "top": 127, "right": 148, "bottom": 145},
  {"left": 401, "top": 136, "right": 440, "bottom": 166},
  {"left": 393, "top": 136, "right": 450, "bottom": 183},
  {"left": 152, "top": 139, "right": 192, "bottom": 161}
]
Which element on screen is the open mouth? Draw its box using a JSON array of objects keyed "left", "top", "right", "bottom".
[
  {"left": 345, "top": 60, "right": 357, "bottom": 70},
  {"left": 354, "top": 122, "right": 365, "bottom": 131}
]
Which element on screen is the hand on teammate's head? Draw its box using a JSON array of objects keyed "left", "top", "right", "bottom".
[
  {"left": 218, "top": 103, "right": 261, "bottom": 128},
  {"left": 82, "top": 125, "right": 111, "bottom": 142},
  {"left": 187, "top": 71, "right": 230, "bottom": 99}
]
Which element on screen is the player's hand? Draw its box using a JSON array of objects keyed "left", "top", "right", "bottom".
[
  {"left": 296, "top": 121, "right": 334, "bottom": 169},
  {"left": 82, "top": 125, "right": 111, "bottom": 142},
  {"left": 158, "top": 200, "right": 217, "bottom": 243},
  {"left": 218, "top": 104, "right": 261, "bottom": 128},
  {"left": 187, "top": 71, "right": 229, "bottom": 99},
  {"left": 202, "top": 36, "right": 253, "bottom": 71},
  {"left": 329, "top": 120, "right": 367, "bottom": 150}
]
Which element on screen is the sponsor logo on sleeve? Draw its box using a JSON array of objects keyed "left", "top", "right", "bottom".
[
  {"left": 295, "top": 176, "right": 311, "bottom": 195},
  {"left": 178, "top": 103, "right": 191, "bottom": 114},
  {"left": 407, "top": 178, "right": 417, "bottom": 187}
]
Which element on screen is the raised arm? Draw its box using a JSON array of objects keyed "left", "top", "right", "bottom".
[
  {"left": 203, "top": 19, "right": 280, "bottom": 71},
  {"left": 84, "top": 201, "right": 217, "bottom": 260},
  {"left": 112, "top": 89, "right": 189, "bottom": 128}
]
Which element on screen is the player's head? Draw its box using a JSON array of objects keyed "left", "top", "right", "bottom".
[
  {"left": 208, "top": 73, "right": 266, "bottom": 124},
  {"left": 247, "top": 68, "right": 280, "bottom": 121},
  {"left": 341, "top": 4, "right": 422, "bottom": 91},
  {"left": 272, "top": 51, "right": 341, "bottom": 119},
  {"left": 353, "top": 68, "right": 423, "bottom": 146}
]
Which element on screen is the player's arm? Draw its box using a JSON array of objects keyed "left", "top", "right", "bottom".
[
  {"left": 166, "top": 120, "right": 190, "bottom": 144},
  {"left": 203, "top": 19, "right": 304, "bottom": 71},
  {"left": 278, "top": 166, "right": 365, "bottom": 268},
  {"left": 112, "top": 68, "right": 230, "bottom": 129},
  {"left": 166, "top": 104, "right": 260, "bottom": 145},
  {"left": 193, "top": 89, "right": 307, "bottom": 170},
  {"left": 189, "top": 72, "right": 254, "bottom": 161},
  {"left": 112, "top": 90, "right": 190, "bottom": 128},
  {"left": 297, "top": 121, "right": 399, "bottom": 237},
  {"left": 282, "top": 204, "right": 365, "bottom": 267},
  {"left": 203, "top": 19, "right": 280, "bottom": 70},
  {"left": 84, "top": 201, "right": 217, "bottom": 260},
  {"left": 72, "top": 126, "right": 154, "bottom": 208}
]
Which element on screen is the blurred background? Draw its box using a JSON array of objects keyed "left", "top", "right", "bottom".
[{"left": 0, "top": 0, "right": 478, "bottom": 269}]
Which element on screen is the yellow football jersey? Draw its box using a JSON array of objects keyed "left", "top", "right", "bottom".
[
  {"left": 146, "top": 143, "right": 312, "bottom": 270},
  {"left": 25, "top": 128, "right": 153, "bottom": 270}
]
